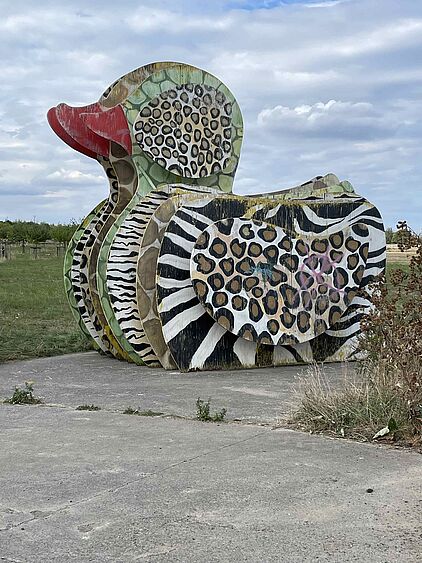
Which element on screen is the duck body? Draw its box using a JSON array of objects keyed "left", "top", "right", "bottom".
[{"left": 48, "top": 62, "right": 386, "bottom": 372}]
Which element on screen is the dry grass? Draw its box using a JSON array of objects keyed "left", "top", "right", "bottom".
[
  {"left": 386, "top": 243, "right": 417, "bottom": 263},
  {"left": 290, "top": 363, "right": 417, "bottom": 445}
]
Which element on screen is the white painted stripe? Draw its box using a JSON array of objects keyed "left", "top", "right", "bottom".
[
  {"left": 265, "top": 204, "right": 281, "bottom": 219},
  {"left": 158, "top": 277, "right": 192, "bottom": 289},
  {"left": 364, "top": 266, "right": 385, "bottom": 278},
  {"left": 162, "top": 303, "right": 205, "bottom": 342},
  {"left": 159, "top": 287, "right": 196, "bottom": 313},
  {"left": 182, "top": 198, "right": 215, "bottom": 211},
  {"left": 336, "top": 310, "right": 362, "bottom": 323},
  {"left": 233, "top": 337, "right": 256, "bottom": 367},
  {"left": 159, "top": 253, "right": 190, "bottom": 271},
  {"left": 296, "top": 203, "right": 371, "bottom": 233},
  {"left": 165, "top": 232, "right": 195, "bottom": 251},
  {"left": 106, "top": 262, "right": 135, "bottom": 273},
  {"left": 189, "top": 323, "right": 226, "bottom": 369},
  {"left": 348, "top": 296, "right": 371, "bottom": 307},
  {"left": 326, "top": 321, "right": 360, "bottom": 338},
  {"left": 171, "top": 215, "right": 203, "bottom": 239},
  {"left": 272, "top": 345, "right": 297, "bottom": 363}
]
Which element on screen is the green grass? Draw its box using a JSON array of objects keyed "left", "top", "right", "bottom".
[
  {"left": 196, "top": 397, "right": 227, "bottom": 422},
  {"left": 0, "top": 249, "right": 92, "bottom": 363},
  {"left": 4, "top": 381, "right": 43, "bottom": 405},
  {"left": 0, "top": 246, "right": 409, "bottom": 364},
  {"left": 386, "top": 261, "right": 410, "bottom": 277}
]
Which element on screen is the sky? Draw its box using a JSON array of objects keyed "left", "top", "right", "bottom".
[{"left": 0, "top": 0, "right": 421, "bottom": 229}]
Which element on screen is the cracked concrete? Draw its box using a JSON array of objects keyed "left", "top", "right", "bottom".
[
  {"left": 0, "top": 352, "right": 421, "bottom": 562},
  {"left": 0, "top": 351, "right": 350, "bottom": 423}
]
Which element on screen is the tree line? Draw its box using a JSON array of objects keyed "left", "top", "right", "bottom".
[
  {"left": 0, "top": 220, "right": 77, "bottom": 246},
  {"left": 0, "top": 221, "right": 408, "bottom": 246},
  {"left": 385, "top": 227, "right": 406, "bottom": 244}
]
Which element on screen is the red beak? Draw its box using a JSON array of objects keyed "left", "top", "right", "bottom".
[
  {"left": 47, "top": 102, "right": 131, "bottom": 158},
  {"left": 47, "top": 106, "right": 98, "bottom": 159},
  {"left": 81, "top": 105, "right": 132, "bottom": 155}
]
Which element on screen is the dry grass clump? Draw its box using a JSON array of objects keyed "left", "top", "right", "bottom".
[
  {"left": 292, "top": 222, "right": 422, "bottom": 448},
  {"left": 291, "top": 363, "right": 417, "bottom": 444}
]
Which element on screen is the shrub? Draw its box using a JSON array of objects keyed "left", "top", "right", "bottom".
[{"left": 293, "top": 222, "right": 422, "bottom": 447}]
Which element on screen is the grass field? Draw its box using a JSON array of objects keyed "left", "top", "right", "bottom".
[
  {"left": 0, "top": 249, "right": 92, "bottom": 363},
  {"left": 0, "top": 245, "right": 412, "bottom": 363}
]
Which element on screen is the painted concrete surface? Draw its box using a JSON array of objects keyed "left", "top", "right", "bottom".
[{"left": 0, "top": 353, "right": 420, "bottom": 562}]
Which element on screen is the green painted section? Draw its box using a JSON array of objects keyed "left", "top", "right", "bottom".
[{"left": 123, "top": 64, "right": 244, "bottom": 196}]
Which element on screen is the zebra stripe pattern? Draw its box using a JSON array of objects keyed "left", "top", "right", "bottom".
[
  {"left": 64, "top": 199, "right": 107, "bottom": 345},
  {"left": 70, "top": 157, "right": 120, "bottom": 354},
  {"left": 106, "top": 185, "right": 220, "bottom": 366},
  {"left": 106, "top": 190, "right": 169, "bottom": 365},
  {"left": 156, "top": 193, "right": 386, "bottom": 371}
]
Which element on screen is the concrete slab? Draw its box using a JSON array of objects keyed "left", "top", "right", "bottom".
[
  {"left": 0, "top": 354, "right": 420, "bottom": 562},
  {"left": 0, "top": 352, "right": 351, "bottom": 423}
]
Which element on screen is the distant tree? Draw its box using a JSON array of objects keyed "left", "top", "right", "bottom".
[
  {"left": 10, "top": 221, "right": 31, "bottom": 252},
  {"left": 385, "top": 227, "right": 394, "bottom": 244},
  {"left": 51, "top": 223, "right": 77, "bottom": 247},
  {"left": 0, "top": 221, "right": 13, "bottom": 241},
  {"left": 385, "top": 227, "right": 400, "bottom": 244},
  {"left": 26, "top": 222, "right": 51, "bottom": 244}
]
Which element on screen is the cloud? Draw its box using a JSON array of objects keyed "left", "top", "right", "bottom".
[
  {"left": 42, "top": 189, "right": 81, "bottom": 199},
  {"left": 45, "top": 169, "right": 104, "bottom": 185},
  {"left": 257, "top": 100, "right": 397, "bottom": 139},
  {"left": 126, "top": 9, "right": 233, "bottom": 33},
  {"left": 0, "top": 0, "right": 421, "bottom": 229}
]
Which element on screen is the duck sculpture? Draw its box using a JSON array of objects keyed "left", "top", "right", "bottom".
[{"left": 47, "top": 62, "right": 386, "bottom": 372}]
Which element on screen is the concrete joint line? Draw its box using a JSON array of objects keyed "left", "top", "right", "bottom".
[{"left": 0, "top": 430, "right": 268, "bottom": 533}]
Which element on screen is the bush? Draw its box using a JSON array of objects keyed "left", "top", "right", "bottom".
[
  {"left": 359, "top": 223, "right": 422, "bottom": 436},
  {"left": 293, "top": 222, "right": 422, "bottom": 447}
]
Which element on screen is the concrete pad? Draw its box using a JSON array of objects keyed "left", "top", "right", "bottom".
[
  {"left": 0, "top": 352, "right": 351, "bottom": 423},
  {"left": 0, "top": 354, "right": 420, "bottom": 562}
]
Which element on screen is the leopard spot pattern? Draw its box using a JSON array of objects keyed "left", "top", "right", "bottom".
[{"left": 190, "top": 218, "right": 370, "bottom": 345}]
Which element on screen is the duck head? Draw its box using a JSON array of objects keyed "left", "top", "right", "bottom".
[{"left": 47, "top": 62, "right": 244, "bottom": 195}]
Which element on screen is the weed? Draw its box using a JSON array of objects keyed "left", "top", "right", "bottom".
[
  {"left": 123, "top": 407, "right": 163, "bottom": 416},
  {"left": 76, "top": 404, "right": 101, "bottom": 411},
  {"left": 4, "top": 381, "right": 42, "bottom": 405},
  {"left": 196, "top": 397, "right": 227, "bottom": 422}
]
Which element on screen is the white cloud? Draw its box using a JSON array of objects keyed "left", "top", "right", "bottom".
[
  {"left": 45, "top": 169, "right": 104, "bottom": 184},
  {"left": 42, "top": 189, "right": 79, "bottom": 199},
  {"left": 0, "top": 0, "right": 421, "bottom": 228},
  {"left": 126, "top": 9, "right": 233, "bottom": 33},
  {"left": 304, "top": 0, "right": 349, "bottom": 7},
  {"left": 257, "top": 100, "right": 396, "bottom": 138}
]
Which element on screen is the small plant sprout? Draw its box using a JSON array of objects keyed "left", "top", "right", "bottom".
[
  {"left": 76, "top": 404, "right": 101, "bottom": 411},
  {"left": 123, "top": 407, "right": 163, "bottom": 416},
  {"left": 196, "top": 397, "right": 227, "bottom": 422},
  {"left": 4, "top": 381, "right": 42, "bottom": 405}
]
